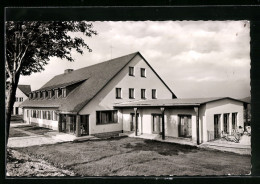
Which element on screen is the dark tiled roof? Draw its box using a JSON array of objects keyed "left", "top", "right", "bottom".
[
  {"left": 18, "top": 85, "right": 31, "bottom": 97},
  {"left": 114, "top": 97, "right": 248, "bottom": 107},
  {"left": 20, "top": 52, "right": 140, "bottom": 112},
  {"left": 241, "top": 96, "right": 251, "bottom": 104}
]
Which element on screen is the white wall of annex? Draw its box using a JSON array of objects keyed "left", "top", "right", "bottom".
[{"left": 205, "top": 99, "right": 244, "bottom": 134}]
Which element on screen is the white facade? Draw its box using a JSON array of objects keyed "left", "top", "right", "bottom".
[
  {"left": 79, "top": 54, "right": 173, "bottom": 135},
  {"left": 204, "top": 99, "right": 244, "bottom": 140},
  {"left": 118, "top": 98, "right": 244, "bottom": 144},
  {"left": 21, "top": 53, "right": 246, "bottom": 144},
  {"left": 23, "top": 108, "right": 59, "bottom": 130}
]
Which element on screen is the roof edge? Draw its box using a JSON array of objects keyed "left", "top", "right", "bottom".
[
  {"left": 75, "top": 52, "right": 140, "bottom": 112},
  {"left": 201, "top": 97, "right": 249, "bottom": 105},
  {"left": 137, "top": 52, "right": 177, "bottom": 99}
]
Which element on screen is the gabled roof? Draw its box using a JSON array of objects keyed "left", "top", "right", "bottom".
[
  {"left": 21, "top": 52, "right": 175, "bottom": 112},
  {"left": 18, "top": 85, "right": 31, "bottom": 97},
  {"left": 114, "top": 97, "right": 248, "bottom": 107}
]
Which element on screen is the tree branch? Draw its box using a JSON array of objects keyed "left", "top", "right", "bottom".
[
  {"left": 5, "top": 59, "right": 12, "bottom": 79},
  {"left": 16, "top": 44, "right": 29, "bottom": 73}
]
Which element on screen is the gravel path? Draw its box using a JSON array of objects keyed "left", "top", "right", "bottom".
[{"left": 8, "top": 135, "right": 64, "bottom": 148}]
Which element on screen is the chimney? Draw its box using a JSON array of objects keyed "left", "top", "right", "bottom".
[{"left": 64, "top": 69, "right": 74, "bottom": 74}]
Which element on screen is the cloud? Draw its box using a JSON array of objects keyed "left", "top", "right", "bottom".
[{"left": 19, "top": 21, "right": 250, "bottom": 99}]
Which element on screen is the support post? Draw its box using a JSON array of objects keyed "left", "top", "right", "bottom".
[
  {"left": 134, "top": 108, "right": 138, "bottom": 136},
  {"left": 160, "top": 107, "right": 165, "bottom": 140},
  {"left": 76, "top": 115, "right": 80, "bottom": 137},
  {"left": 194, "top": 107, "right": 200, "bottom": 145}
]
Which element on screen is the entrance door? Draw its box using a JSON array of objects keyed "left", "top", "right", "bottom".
[
  {"left": 60, "top": 114, "right": 76, "bottom": 134},
  {"left": 15, "top": 107, "right": 19, "bottom": 115},
  {"left": 179, "top": 115, "right": 192, "bottom": 137},
  {"left": 80, "top": 115, "right": 89, "bottom": 136},
  {"left": 61, "top": 114, "right": 67, "bottom": 133},
  {"left": 214, "top": 114, "right": 220, "bottom": 139},
  {"left": 130, "top": 113, "right": 139, "bottom": 131},
  {"left": 223, "top": 114, "right": 229, "bottom": 134},
  {"left": 67, "top": 115, "right": 76, "bottom": 134},
  {"left": 152, "top": 114, "right": 162, "bottom": 134}
]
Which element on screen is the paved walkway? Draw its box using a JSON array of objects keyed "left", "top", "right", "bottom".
[
  {"left": 8, "top": 135, "right": 64, "bottom": 148},
  {"left": 199, "top": 135, "right": 251, "bottom": 155},
  {"left": 126, "top": 132, "right": 196, "bottom": 146},
  {"left": 8, "top": 125, "right": 65, "bottom": 148},
  {"left": 10, "top": 123, "right": 28, "bottom": 128},
  {"left": 8, "top": 125, "right": 98, "bottom": 148},
  {"left": 122, "top": 132, "right": 251, "bottom": 155}
]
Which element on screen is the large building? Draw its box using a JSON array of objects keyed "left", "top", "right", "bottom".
[{"left": 20, "top": 52, "right": 248, "bottom": 144}]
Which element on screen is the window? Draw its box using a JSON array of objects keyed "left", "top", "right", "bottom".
[
  {"left": 129, "top": 88, "right": 135, "bottom": 99},
  {"left": 43, "top": 111, "right": 47, "bottom": 119},
  {"left": 48, "top": 90, "right": 53, "bottom": 98},
  {"left": 115, "top": 88, "right": 122, "bottom": 99},
  {"left": 141, "top": 68, "right": 146, "bottom": 77},
  {"left": 232, "top": 113, "right": 237, "bottom": 130},
  {"left": 129, "top": 67, "right": 134, "bottom": 76},
  {"left": 19, "top": 97, "right": 23, "bottom": 102},
  {"left": 53, "top": 111, "right": 57, "bottom": 121},
  {"left": 96, "top": 110, "right": 118, "bottom": 124},
  {"left": 46, "top": 111, "right": 52, "bottom": 120},
  {"left": 141, "top": 89, "right": 146, "bottom": 99},
  {"left": 27, "top": 110, "right": 29, "bottom": 118},
  {"left": 15, "top": 97, "right": 18, "bottom": 102},
  {"left": 31, "top": 110, "right": 37, "bottom": 118},
  {"left": 54, "top": 89, "right": 59, "bottom": 98},
  {"left": 152, "top": 89, "right": 157, "bottom": 99},
  {"left": 43, "top": 91, "right": 47, "bottom": 99},
  {"left": 37, "top": 110, "right": 41, "bottom": 119},
  {"left": 62, "top": 88, "right": 66, "bottom": 98}
]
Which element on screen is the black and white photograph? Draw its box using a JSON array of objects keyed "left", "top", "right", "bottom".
[{"left": 5, "top": 19, "right": 251, "bottom": 177}]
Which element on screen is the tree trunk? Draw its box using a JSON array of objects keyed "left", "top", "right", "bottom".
[{"left": 6, "top": 73, "right": 20, "bottom": 145}]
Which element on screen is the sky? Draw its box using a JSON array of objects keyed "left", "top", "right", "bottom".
[{"left": 19, "top": 21, "right": 250, "bottom": 99}]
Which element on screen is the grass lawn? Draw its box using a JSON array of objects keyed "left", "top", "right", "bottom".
[
  {"left": 14, "top": 137, "right": 251, "bottom": 176},
  {"left": 10, "top": 115, "right": 23, "bottom": 123},
  {"left": 9, "top": 128, "right": 29, "bottom": 138},
  {"left": 14, "top": 125, "right": 54, "bottom": 135}
]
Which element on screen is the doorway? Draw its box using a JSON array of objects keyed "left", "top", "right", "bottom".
[
  {"left": 152, "top": 114, "right": 162, "bottom": 134},
  {"left": 130, "top": 113, "right": 139, "bottom": 131},
  {"left": 214, "top": 114, "right": 221, "bottom": 139},
  {"left": 15, "top": 107, "right": 19, "bottom": 115},
  {"left": 80, "top": 115, "right": 89, "bottom": 136},
  {"left": 179, "top": 115, "right": 192, "bottom": 138},
  {"left": 223, "top": 113, "right": 229, "bottom": 134},
  {"left": 60, "top": 114, "right": 76, "bottom": 134}
]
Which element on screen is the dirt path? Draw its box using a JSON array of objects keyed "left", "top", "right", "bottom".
[{"left": 6, "top": 148, "right": 76, "bottom": 177}]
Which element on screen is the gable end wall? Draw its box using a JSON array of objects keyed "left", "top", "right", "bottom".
[{"left": 79, "top": 54, "right": 173, "bottom": 135}]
